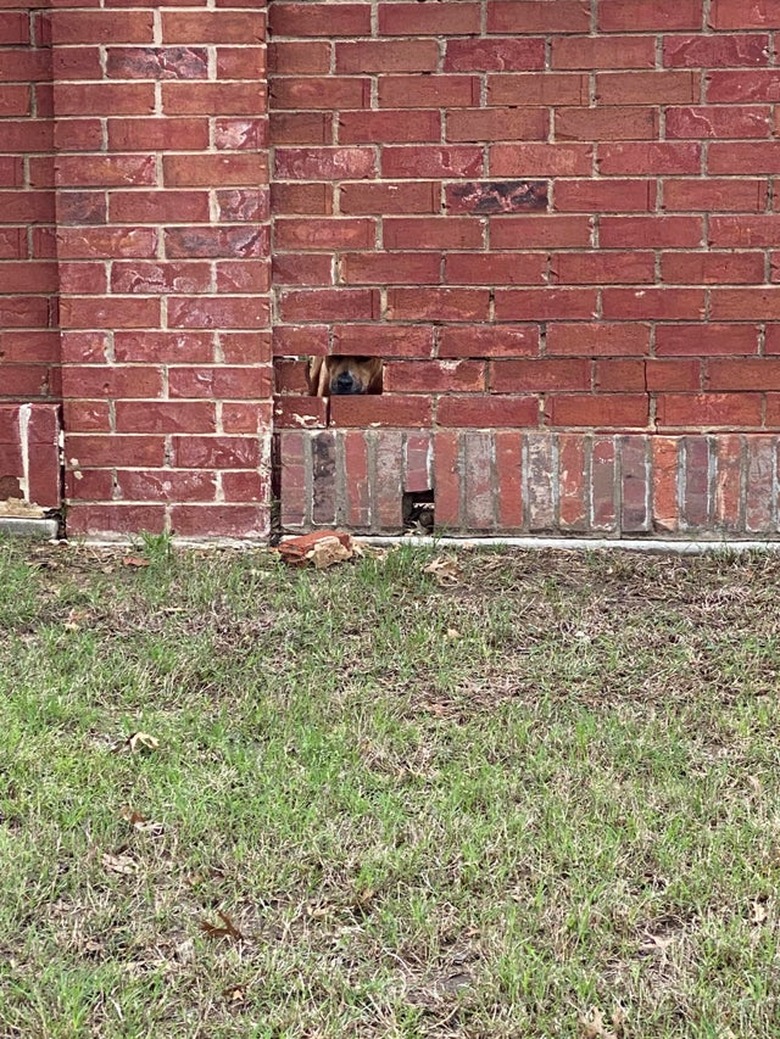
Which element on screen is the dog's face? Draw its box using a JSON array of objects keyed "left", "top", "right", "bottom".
[
  {"left": 328, "top": 356, "right": 381, "bottom": 395},
  {"left": 309, "top": 356, "right": 383, "bottom": 396}
]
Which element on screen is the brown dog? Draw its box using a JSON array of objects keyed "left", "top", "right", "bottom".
[{"left": 308, "top": 356, "right": 383, "bottom": 397}]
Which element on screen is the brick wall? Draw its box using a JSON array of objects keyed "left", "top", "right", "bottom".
[
  {"left": 272, "top": 0, "right": 780, "bottom": 537},
  {"left": 53, "top": 0, "right": 272, "bottom": 538},
  {"left": 0, "top": 4, "right": 58, "bottom": 405}
]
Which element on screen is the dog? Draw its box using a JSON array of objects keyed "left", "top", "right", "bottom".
[{"left": 308, "top": 356, "right": 383, "bottom": 397}]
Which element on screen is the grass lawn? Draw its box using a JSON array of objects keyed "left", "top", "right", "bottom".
[{"left": 2, "top": 537, "right": 780, "bottom": 1038}]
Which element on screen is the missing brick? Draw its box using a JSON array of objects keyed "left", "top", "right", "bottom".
[
  {"left": 403, "top": 489, "right": 435, "bottom": 534},
  {"left": 308, "top": 356, "right": 384, "bottom": 397}
]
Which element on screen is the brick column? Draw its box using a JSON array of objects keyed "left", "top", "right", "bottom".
[{"left": 53, "top": 1, "right": 271, "bottom": 538}]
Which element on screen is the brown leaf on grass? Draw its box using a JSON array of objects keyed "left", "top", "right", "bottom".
[
  {"left": 64, "top": 608, "right": 88, "bottom": 631},
  {"left": 423, "top": 555, "right": 462, "bottom": 586},
  {"left": 222, "top": 984, "right": 247, "bottom": 1005},
  {"left": 199, "top": 910, "right": 245, "bottom": 941},
  {"left": 579, "top": 1005, "right": 627, "bottom": 1039},
  {"left": 120, "top": 807, "right": 164, "bottom": 836},
  {"left": 102, "top": 852, "right": 138, "bottom": 876},
  {"left": 307, "top": 535, "right": 352, "bottom": 570},
  {"left": 122, "top": 555, "right": 150, "bottom": 568},
  {"left": 751, "top": 899, "right": 769, "bottom": 924},
  {"left": 128, "top": 732, "right": 159, "bottom": 753}
]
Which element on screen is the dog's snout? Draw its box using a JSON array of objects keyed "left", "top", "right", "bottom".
[{"left": 332, "top": 370, "right": 361, "bottom": 395}]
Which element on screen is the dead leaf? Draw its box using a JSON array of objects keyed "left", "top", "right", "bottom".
[
  {"left": 579, "top": 1006, "right": 617, "bottom": 1039},
  {"left": 748, "top": 775, "right": 762, "bottom": 797},
  {"left": 222, "top": 984, "right": 247, "bottom": 1005},
  {"left": 307, "top": 535, "right": 352, "bottom": 570},
  {"left": 751, "top": 899, "right": 769, "bottom": 924},
  {"left": 64, "top": 608, "right": 88, "bottom": 631},
  {"left": 445, "top": 627, "right": 461, "bottom": 639},
  {"left": 102, "top": 852, "right": 138, "bottom": 876},
  {"left": 122, "top": 555, "right": 150, "bottom": 568},
  {"left": 128, "top": 732, "right": 159, "bottom": 753},
  {"left": 423, "top": 555, "right": 461, "bottom": 586},
  {"left": 120, "top": 807, "right": 163, "bottom": 836},
  {"left": 200, "top": 910, "right": 245, "bottom": 941}
]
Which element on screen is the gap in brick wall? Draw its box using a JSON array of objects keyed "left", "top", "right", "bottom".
[{"left": 403, "top": 489, "right": 435, "bottom": 534}]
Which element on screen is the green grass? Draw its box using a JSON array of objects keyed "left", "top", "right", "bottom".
[{"left": 2, "top": 538, "right": 780, "bottom": 1037}]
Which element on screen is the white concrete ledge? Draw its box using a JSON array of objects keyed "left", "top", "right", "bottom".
[{"left": 0, "top": 517, "right": 60, "bottom": 539}]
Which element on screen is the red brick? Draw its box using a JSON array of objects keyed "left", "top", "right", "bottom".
[
  {"left": 444, "top": 37, "right": 545, "bottom": 71},
  {"left": 268, "top": 41, "right": 330, "bottom": 75},
  {"left": 661, "top": 252, "right": 764, "bottom": 284},
  {"left": 439, "top": 325, "right": 540, "bottom": 358},
  {"left": 383, "top": 217, "right": 483, "bottom": 250},
  {"left": 490, "top": 143, "right": 592, "bottom": 176},
  {"left": 492, "top": 359, "right": 590, "bottom": 392},
  {"left": 335, "top": 39, "right": 438, "bottom": 73},
  {"left": 55, "top": 83, "right": 154, "bottom": 116},
  {"left": 169, "top": 505, "right": 267, "bottom": 539},
  {"left": 437, "top": 395, "right": 539, "bottom": 428},
  {"left": 656, "top": 323, "right": 759, "bottom": 356},
  {"left": 445, "top": 253, "right": 546, "bottom": 286},
  {"left": 273, "top": 253, "right": 332, "bottom": 287},
  {"left": 271, "top": 77, "right": 370, "bottom": 111},
  {"left": 602, "top": 288, "right": 705, "bottom": 320},
  {"left": 657, "top": 393, "right": 762, "bottom": 428},
  {"left": 600, "top": 215, "right": 703, "bottom": 248},
  {"left": 270, "top": 112, "right": 331, "bottom": 145},
  {"left": 340, "top": 252, "right": 441, "bottom": 286},
  {"left": 223, "top": 402, "right": 273, "bottom": 433},
  {"left": 378, "top": 75, "right": 480, "bottom": 108},
  {"left": 744, "top": 435, "right": 775, "bottom": 531},
  {"left": 339, "top": 110, "right": 440, "bottom": 144},
  {"left": 215, "top": 118, "right": 268, "bottom": 152},
  {"left": 56, "top": 227, "right": 154, "bottom": 261},
  {"left": 595, "top": 71, "right": 698, "bottom": 105},
  {"left": 594, "top": 359, "right": 646, "bottom": 392},
  {"left": 169, "top": 366, "right": 271, "bottom": 401},
  {"left": 174, "top": 436, "right": 261, "bottom": 469},
  {"left": 67, "top": 435, "right": 165, "bottom": 468},
  {"left": 381, "top": 3, "right": 481, "bottom": 35},
  {"left": 333, "top": 323, "right": 434, "bottom": 358},
  {"left": 552, "top": 251, "right": 655, "bottom": 284},
  {"left": 463, "top": 431, "right": 497, "bottom": 530},
  {"left": 448, "top": 108, "right": 548, "bottom": 143},
  {"left": 111, "top": 261, "right": 211, "bottom": 294},
  {"left": 546, "top": 322, "right": 650, "bottom": 356},
  {"left": 330, "top": 395, "right": 432, "bottom": 428},
  {"left": 709, "top": 215, "right": 780, "bottom": 246},
  {"left": 548, "top": 395, "right": 649, "bottom": 428},
  {"left": 664, "top": 34, "right": 769, "bottom": 67},
  {"left": 217, "top": 47, "right": 267, "bottom": 79},
  {"left": 382, "top": 146, "right": 483, "bottom": 179},
  {"left": 0, "top": 262, "right": 58, "bottom": 293},
  {"left": 54, "top": 120, "right": 102, "bottom": 152},
  {"left": 706, "top": 70, "right": 780, "bottom": 103},
  {"left": 61, "top": 365, "right": 162, "bottom": 400},
  {"left": 108, "top": 117, "right": 209, "bottom": 152},
  {"left": 709, "top": 143, "right": 780, "bottom": 174},
  {"left": 384, "top": 360, "right": 485, "bottom": 393},
  {"left": 60, "top": 297, "right": 160, "bottom": 329},
  {"left": 647, "top": 360, "right": 702, "bottom": 390},
  {"left": 274, "top": 359, "right": 309, "bottom": 394},
  {"left": 269, "top": 3, "right": 371, "bottom": 37},
  {"left": 161, "top": 11, "right": 265, "bottom": 43},
  {"left": 707, "top": 359, "right": 780, "bottom": 390},
  {"left": 592, "top": 437, "right": 617, "bottom": 527},
  {"left": 106, "top": 46, "right": 208, "bottom": 80},
  {"left": 387, "top": 287, "right": 489, "bottom": 322},
  {"left": 109, "top": 190, "right": 209, "bottom": 224},
  {"left": 665, "top": 179, "right": 766, "bottom": 212},
  {"left": 488, "top": 72, "right": 589, "bottom": 107},
  {"left": 404, "top": 432, "right": 433, "bottom": 493},
  {"left": 66, "top": 505, "right": 166, "bottom": 536},
  {"left": 712, "top": 434, "right": 742, "bottom": 531},
  {"left": 275, "top": 147, "right": 375, "bottom": 181},
  {"left": 556, "top": 107, "right": 659, "bottom": 140},
  {"left": 491, "top": 215, "right": 591, "bottom": 248},
  {"left": 275, "top": 218, "right": 374, "bottom": 251},
  {"left": 114, "top": 331, "right": 214, "bottom": 364},
  {"left": 433, "top": 430, "right": 461, "bottom": 526},
  {"left": 709, "top": 0, "right": 780, "bottom": 29},
  {"left": 167, "top": 296, "right": 269, "bottom": 330},
  {"left": 278, "top": 288, "right": 379, "bottom": 322},
  {"left": 163, "top": 82, "right": 266, "bottom": 117},
  {"left": 116, "top": 469, "right": 217, "bottom": 503},
  {"left": 271, "top": 183, "right": 332, "bottom": 216},
  {"left": 487, "top": 1, "right": 590, "bottom": 33},
  {"left": 221, "top": 472, "right": 266, "bottom": 504},
  {"left": 598, "top": 0, "right": 701, "bottom": 31},
  {"left": 65, "top": 469, "right": 113, "bottom": 503},
  {"left": 273, "top": 397, "right": 328, "bottom": 429},
  {"left": 666, "top": 106, "right": 771, "bottom": 139},
  {"left": 340, "top": 182, "right": 437, "bottom": 215},
  {"left": 50, "top": 10, "right": 154, "bottom": 44},
  {"left": 222, "top": 334, "right": 271, "bottom": 366},
  {"left": 554, "top": 179, "right": 655, "bottom": 212},
  {"left": 56, "top": 155, "right": 156, "bottom": 188},
  {"left": 163, "top": 154, "right": 267, "bottom": 187},
  {"left": 0, "top": 12, "right": 28, "bottom": 45},
  {"left": 0, "top": 121, "right": 53, "bottom": 153},
  {"left": 710, "top": 289, "right": 780, "bottom": 320},
  {"left": 552, "top": 35, "right": 655, "bottom": 69},
  {"left": 598, "top": 142, "right": 701, "bottom": 175},
  {"left": 495, "top": 288, "right": 598, "bottom": 320},
  {"left": 273, "top": 325, "right": 329, "bottom": 357}
]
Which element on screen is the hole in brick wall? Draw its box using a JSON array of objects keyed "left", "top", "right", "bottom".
[
  {"left": 307, "top": 356, "right": 383, "bottom": 397},
  {"left": 403, "top": 489, "right": 435, "bottom": 534}
]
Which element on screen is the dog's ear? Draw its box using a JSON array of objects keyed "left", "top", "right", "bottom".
[
  {"left": 307, "top": 356, "right": 330, "bottom": 397},
  {"left": 366, "top": 357, "right": 383, "bottom": 395}
]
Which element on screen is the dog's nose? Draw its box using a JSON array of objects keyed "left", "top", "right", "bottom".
[{"left": 334, "top": 371, "right": 355, "bottom": 393}]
